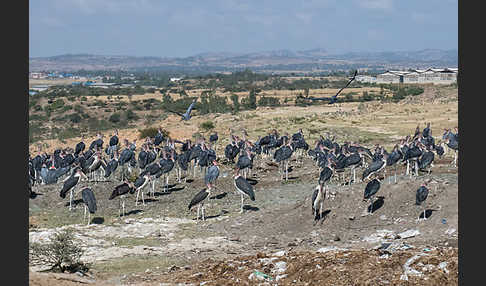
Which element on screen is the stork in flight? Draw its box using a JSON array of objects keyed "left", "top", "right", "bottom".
[{"left": 165, "top": 98, "right": 197, "bottom": 121}]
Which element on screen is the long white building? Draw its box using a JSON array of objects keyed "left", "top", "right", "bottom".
[{"left": 356, "top": 68, "right": 458, "bottom": 84}]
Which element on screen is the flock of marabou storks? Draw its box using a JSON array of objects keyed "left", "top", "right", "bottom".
[{"left": 28, "top": 122, "right": 458, "bottom": 225}]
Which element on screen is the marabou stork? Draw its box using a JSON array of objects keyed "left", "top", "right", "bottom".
[
  {"left": 81, "top": 188, "right": 97, "bottom": 225},
  {"left": 188, "top": 188, "right": 211, "bottom": 221},
  {"left": 233, "top": 170, "right": 256, "bottom": 213}
]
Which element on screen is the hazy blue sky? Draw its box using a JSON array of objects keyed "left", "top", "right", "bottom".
[{"left": 29, "top": 0, "right": 457, "bottom": 58}]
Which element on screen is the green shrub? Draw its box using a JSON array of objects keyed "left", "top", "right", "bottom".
[
  {"left": 109, "top": 113, "right": 121, "bottom": 123},
  {"left": 124, "top": 109, "right": 139, "bottom": 121},
  {"left": 199, "top": 120, "right": 215, "bottom": 132},
  {"left": 69, "top": 114, "right": 82, "bottom": 123},
  {"left": 258, "top": 96, "right": 280, "bottom": 107}
]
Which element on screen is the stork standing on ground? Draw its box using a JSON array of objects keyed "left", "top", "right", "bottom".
[
  {"left": 418, "top": 145, "right": 435, "bottom": 175},
  {"left": 416, "top": 183, "right": 429, "bottom": 221},
  {"left": 274, "top": 140, "right": 294, "bottom": 181},
  {"left": 188, "top": 188, "right": 211, "bottom": 222},
  {"left": 59, "top": 167, "right": 88, "bottom": 211},
  {"left": 134, "top": 174, "right": 151, "bottom": 206},
  {"left": 233, "top": 169, "right": 256, "bottom": 214},
  {"left": 311, "top": 181, "right": 326, "bottom": 222},
  {"left": 205, "top": 160, "right": 220, "bottom": 192},
  {"left": 81, "top": 188, "right": 97, "bottom": 225},
  {"left": 386, "top": 145, "right": 402, "bottom": 184},
  {"left": 443, "top": 129, "right": 459, "bottom": 167},
  {"left": 109, "top": 182, "right": 135, "bottom": 217},
  {"left": 209, "top": 132, "right": 219, "bottom": 153},
  {"left": 363, "top": 178, "right": 381, "bottom": 215},
  {"left": 362, "top": 153, "right": 387, "bottom": 182},
  {"left": 319, "top": 158, "right": 334, "bottom": 199}
]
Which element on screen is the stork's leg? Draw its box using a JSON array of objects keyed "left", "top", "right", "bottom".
[
  {"left": 406, "top": 161, "right": 410, "bottom": 175},
  {"left": 202, "top": 203, "right": 205, "bottom": 221},
  {"left": 240, "top": 194, "right": 244, "bottom": 214},
  {"left": 69, "top": 189, "right": 74, "bottom": 211},
  {"left": 196, "top": 204, "right": 200, "bottom": 221},
  {"left": 166, "top": 175, "right": 169, "bottom": 192},
  {"left": 285, "top": 161, "right": 289, "bottom": 181},
  {"left": 135, "top": 190, "right": 140, "bottom": 206},
  {"left": 88, "top": 211, "right": 91, "bottom": 226},
  {"left": 84, "top": 205, "right": 87, "bottom": 224},
  {"left": 320, "top": 200, "right": 324, "bottom": 220},
  {"left": 122, "top": 199, "right": 125, "bottom": 217},
  {"left": 142, "top": 189, "right": 145, "bottom": 206}
]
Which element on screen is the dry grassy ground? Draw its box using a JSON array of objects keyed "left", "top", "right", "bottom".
[{"left": 29, "top": 84, "right": 458, "bottom": 285}]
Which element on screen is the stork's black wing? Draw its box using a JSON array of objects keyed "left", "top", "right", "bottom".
[
  {"left": 235, "top": 176, "right": 255, "bottom": 201},
  {"left": 60, "top": 175, "right": 79, "bottom": 198},
  {"left": 319, "top": 167, "right": 333, "bottom": 184},
  {"left": 362, "top": 160, "right": 385, "bottom": 180},
  {"left": 418, "top": 151, "right": 434, "bottom": 170},
  {"left": 188, "top": 189, "right": 209, "bottom": 210},
  {"left": 364, "top": 179, "right": 380, "bottom": 200},
  {"left": 415, "top": 186, "right": 429, "bottom": 205},
  {"left": 205, "top": 165, "right": 220, "bottom": 184},
  {"left": 109, "top": 183, "right": 131, "bottom": 200},
  {"left": 81, "top": 188, "right": 97, "bottom": 213}
]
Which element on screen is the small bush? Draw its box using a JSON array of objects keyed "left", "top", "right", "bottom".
[
  {"left": 69, "top": 114, "right": 82, "bottom": 123},
  {"left": 138, "top": 127, "right": 169, "bottom": 139},
  {"left": 109, "top": 113, "right": 121, "bottom": 123},
  {"left": 29, "top": 228, "right": 89, "bottom": 273},
  {"left": 199, "top": 120, "right": 215, "bottom": 132},
  {"left": 124, "top": 109, "right": 139, "bottom": 121}
]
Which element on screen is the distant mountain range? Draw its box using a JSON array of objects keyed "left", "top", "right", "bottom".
[{"left": 29, "top": 48, "right": 457, "bottom": 73}]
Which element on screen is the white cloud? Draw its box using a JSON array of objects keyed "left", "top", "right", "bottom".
[
  {"left": 358, "top": 0, "right": 394, "bottom": 11},
  {"left": 53, "top": 0, "right": 159, "bottom": 15}
]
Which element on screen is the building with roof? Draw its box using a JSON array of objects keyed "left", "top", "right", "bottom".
[{"left": 370, "top": 68, "right": 458, "bottom": 84}]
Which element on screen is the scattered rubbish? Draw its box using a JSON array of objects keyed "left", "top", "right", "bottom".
[
  {"left": 423, "top": 248, "right": 432, "bottom": 252},
  {"left": 273, "top": 250, "right": 286, "bottom": 257},
  {"left": 397, "top": 229, "right": 420, "bottom": 239},
  {"left": 400, "top": 253, "right": 429, "bottom": 280},
  {"left": 438, "top": 262, "right": 449, "bottom": 274},
  {"left": 442, "top": 218, "right": 447, "bottom": 224},
  {"left": 445, "top": 228, "right": 456, "bottom": 236},
  {"left": 317, "top": 246, "right": 347, "bottom": 253},
  {"left": 273, "top": 261, "right": 287, "bottom": 274},
  {"left": 380, "top": 215, "right": 387, "bottom": 220},
  {"left": 276, "top": 274, "right": 288, "bottom": 281},
  {"left": 250, "top": 270, "right": 273, "bottom": 281},
  {"left": 363, "top": 229, "right": 396, "bottom": 243}
]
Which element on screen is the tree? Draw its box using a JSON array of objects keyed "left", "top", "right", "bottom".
[
  {"left": 230, "top": 93, "right": 240, "bottom": 113},
  {"left": 242, "top": 89, "right": 257, "bottom": 110}
]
